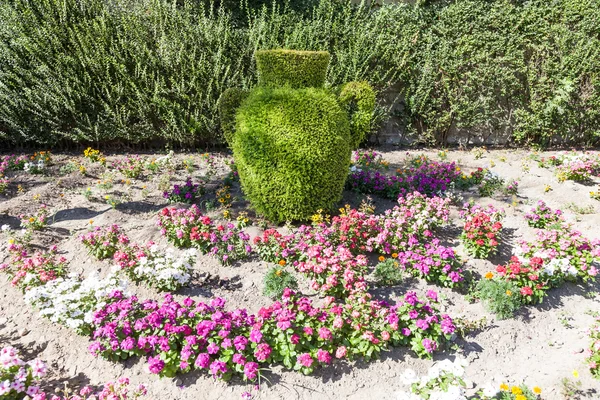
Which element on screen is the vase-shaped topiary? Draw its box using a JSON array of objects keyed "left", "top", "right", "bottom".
[{"left": 218, "top": 49, "right": 375, "bottom": 223}]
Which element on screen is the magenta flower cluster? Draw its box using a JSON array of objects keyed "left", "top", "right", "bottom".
[{"left": 88, "top": 288, "right": 454, "bottom": 380}]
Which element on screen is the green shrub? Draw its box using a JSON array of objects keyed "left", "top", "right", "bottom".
[
  {"left": 232, "top": 85, "right": 351, "bottom": 222},
  {"left": 373, "top": 258, "right": 403, "bottom": 286},
  {"left": 476, "top": 279, "right": 522, "bottom": 320},
  {"left": 263, "top": 267, "right": 298, "bottom": 299},
  {"left": 255, "top": 49, "right": 330, "bottom": 89}
]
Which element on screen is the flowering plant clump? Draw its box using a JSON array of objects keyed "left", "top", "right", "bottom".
[
  {"left": 83, "top": 147, "right": 106, "bottom": 165},
  {"left": 295, "top": 244, "right": 369, "bottom": 297},
  {"left": 0, "top": 177, "right": 10, "bottom": 194},
  {"left": 503, "top": 180, "right": 519, "bottom": 196},
  {"left": 347, "top": 157, "right": 461, "bottom": 200},
  {"left": 252, "top": 229, "right": 297, "bottom": 263},
  {"left": 491, "top": 257, "right": 550, "bottom": 304},
  {"left": 537, "top": 154, "right": 562, "bottom": 168},
  {"left": 0, "top": 244, "right": 68, "bottom": 292},
  {"left": 372, "top": 192, "right": 451, "bottom": 254},
  {"left": 23, "top": 272, "right": 128, "bottom": 335},
  {"left": 163, "top": 177, "right": 205, "bottom": 204},
  {"left": 352, "top": 149, "right": 388, "bottom": 170},
  {"left": 395, "top": 239, "right": 465, "bottom": 288},
  {"left": 459, "top": 203, "right": 504, "bottom": 259},
  {"left": 31, "top": 377, "right": 147, "bottom": 400},
  {"left": 115, "top": 244, "right": 196, "bottom": 292},
  {"left": 587, "top": 314, "right": 600, "bottom": 379},
  {"left": 523, "top": 200, "right": 564, "bottom": 229},
  {"left": 398, "top": 357, "right": 468, "bottom": 400},
  {"left": 24, "top": 152, "right": 53, "bottom": 175},
  {"left": 79, "top": 225, "right": 130, "bottom": 260},
  {"left": 111, "top": 155, "right": 144, "bottom": 179},
  {"left": 0, "top": 154, "right": 28, "bottom": 173},
  {"left": 0, "top": 346, "right": 46, "bottom": 399},
  {"left": 516, "top": 228, "right": 600, "bottom": 283},
  {"left": 475, "top": 383, "right": 542, "bottom": 399},
  {"left": 20, "top": 205, "right": 49, "bottom": 231},
  {"left": 157, "top": 205, "right": 252, "bottom": 264},
  {"left": 89, "top": 288, "right": 454, "bottom": 379},
  {"left": 556, "top": 156, "right": 597, "bottom": 182},
  {"left": 215, "top": 185, "right": 233, "bottom": 208},
  {"left": 373, "top": 257, "right": 403, "bottom": 286}
]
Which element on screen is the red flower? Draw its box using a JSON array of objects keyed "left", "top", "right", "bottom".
[
  {"left": 476, "top": 239, "right": 485, "bottom": 246},
  {"left": 529, "top": 274, "right": 538, "bottom": 281},
  {"left": 520, "top": 286, "right": 533, "bottom": 296}
]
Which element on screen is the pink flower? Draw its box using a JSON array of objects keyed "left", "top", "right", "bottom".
[
  {"left": 335, "top": 346, "right": 347, "bottom": 359},
  {"left": 316, "top": 349, "right": 332, "bottom": 364},
  {"left": 297, "top": 353, "right": 313, "bottom": 368}
]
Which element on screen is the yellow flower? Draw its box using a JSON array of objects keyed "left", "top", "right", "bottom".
[
  {"left": 104, "top": 195, "right": 110, "bottom": 200},
  {"left": 500, "top": 383, "right": 509, "bottom": 391},
  {"left": 516, "top": 395, "right": 526, "bottom": 400},
  {"left": 533, "top": 386, "right": 542, "bottom": 394},
  {"left": 89, "top": 219, "right": 94, "bottom": 225},
  {"left": 506, "top": 290, "right": 512, "bottom": 296},
  {"left": 485, "top": 271, "right": 494, "bottom": 279},
  {"left": 573, "top": 369, "right": 579, "bottom": 378},
  {"left": 544, "top": 185, "right": 552, "bottom": 193},
  {"left": 29, "top": 217, "right": 35, "bottom": 223},
  {"left": 511, "top": 386, "right": 522, "bottom": 395},
  {"left": 378, "top": 256, "right": 385, "bottom": 262},
  {"left": 275, "top": 269, "right": 282, "bottom": 277},
  {"left": 8, "top": 239, "right": 14, "bottom": 245}
]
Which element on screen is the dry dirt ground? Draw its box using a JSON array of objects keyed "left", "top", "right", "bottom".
[{"left": 1, "top": 148, "right": 599, "bottom": 400}]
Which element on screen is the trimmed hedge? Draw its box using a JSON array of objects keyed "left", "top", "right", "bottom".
[
  {"left": 0, "top": 0, "right": 599, "bottom": 147},
  {"left": 232, "top": 85, "right": 351, "bottom": 222},
  {"left": 255, "top": 49, "right": 330, "bottom": 89}
]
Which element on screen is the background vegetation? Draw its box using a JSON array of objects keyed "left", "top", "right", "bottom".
[{"left": 0, "top": 0, "right": 598, "bottom": 147}]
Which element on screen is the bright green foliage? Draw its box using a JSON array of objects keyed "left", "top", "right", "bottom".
[
  {"left": 1, "top": 0, "right": 599, "bottom": 147},
  {"left": 217, "top": 88, "right": 249, "bottom": 145},
  {"left": 263, "top": 267, "right": 298, "bottom": 299},
  {"left": 232, "top": 85, "right": 351, "bottom": 222},
  {"left": 373, "top": 258, "right": 403, "bottom": 286},
  {"left": 339, "top": 81, "right": 376, "bottom": 148},
  {"left": 255, "top": 50, "right": 330, "bottom": 89},
  {"left": 476, "top": 279, "right": 522, "bottom": 320}
]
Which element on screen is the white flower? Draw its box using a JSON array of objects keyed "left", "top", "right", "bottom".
[
  {"left": 1, "top": 225, "right": 10, "bottom": 232},
  {"left": 400, "top": 369, "right": 419, "bottom": 385}
]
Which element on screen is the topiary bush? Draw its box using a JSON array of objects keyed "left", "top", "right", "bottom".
[{"left": 224, "top": 49, "right": 374, "bottom": 223}]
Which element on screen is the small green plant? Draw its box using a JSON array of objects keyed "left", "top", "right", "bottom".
[
  {"left": 104, "top": 194, "right": 120, "bottom": 209},
  {"left": 565, "top": 202, "right": 595, "bottom": 215},
  {"left": 183, "top": 157, "right": 195, "bottom": 173},
  {"left": 558, "top": 311, "right": 573, "bottom": 329},
  {"left": 437, "top": 149, "right": 448, "bottom": 160},
  {"left": 59, "top": 161, "right": 78, "bottom": 175},
  {"left": 478, "top": 172, "right": 505, "bottom": 197},
  {"left": 560, "top": 376, "right": 582, "bottom": 400},
  {"left": 373, "top": 258, "right": 403, "bottom": 286},
  {"left": 97, "top": 172, "right": 115, "bottom": 191},
  {"left": 82, "top": 187, "right": 93, "bottom": 201},
  {"left": 471, "top": 147, "right": 486, "bottom": 159},
  {"left": 476, "top": 279, "right": 522, "bottom": 320},
  {"left": 452, "top": 316, "right": 488, "bottom": 338},
  {"left": 263, "top": 266, "right": 298, "bottom": 299}
]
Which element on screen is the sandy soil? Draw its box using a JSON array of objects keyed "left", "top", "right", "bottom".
[{"left": 1, "top": 148, "right": 599, "bottom": 400}]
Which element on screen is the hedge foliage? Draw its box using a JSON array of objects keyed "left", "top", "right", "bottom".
[
  {"left": 232, "top": 85, "right": 351, "bottom": 222},
  {"left": 255, "top": 49, "right": 330, "bottom": 89},
  {"left": 0, "top": 0, "right": 599, "bottom": 147}
]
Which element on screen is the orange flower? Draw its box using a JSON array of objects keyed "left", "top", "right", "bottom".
[
  {"left": 278, "top": 260, "right": 286, "bottom": 266},
  {"left": 485, "top": 271, "right": 494, "bottom": 279},
  {"left": 378, "top": 256, "right": 385, "bottom": 262},
  {"left": 391, "top": 253, "right": 398, "bottom": 259}
]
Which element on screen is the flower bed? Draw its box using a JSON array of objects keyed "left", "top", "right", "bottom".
[{"left": 460, "top": 203, "right": 504, "bottom": 259}]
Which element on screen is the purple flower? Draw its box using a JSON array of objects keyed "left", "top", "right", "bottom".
[
  {"left": 194, "top": 353, "right": 210, "bottom": 369},
  {"left": 209, "top": 360, "right": 227, "bottom": 377},
  {"left": 148, "top": 356, "right": 165, "bottom": 374},
  {"left": 422, "top": 338, "right": 437, "bottom": 353},
  {"left": 244, "top": 362, "right": 259, "bottom": 380}
]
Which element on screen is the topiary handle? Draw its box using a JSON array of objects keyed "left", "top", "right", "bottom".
[
  {"left": 217, "top": 88, "right": 249, "bottom": 146},
  {"left": 338, "top": 81, "right": 376, "bottom": 149}
]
